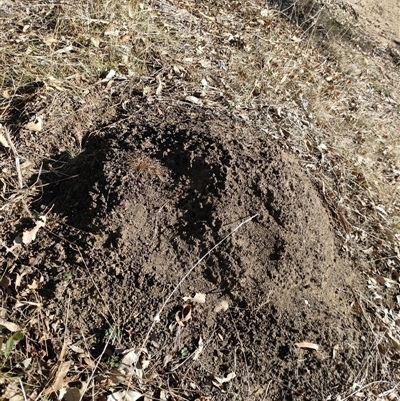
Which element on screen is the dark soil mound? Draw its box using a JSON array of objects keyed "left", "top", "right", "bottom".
[{"left": 28, "top": 100, "right": 363, "bottom": 399}]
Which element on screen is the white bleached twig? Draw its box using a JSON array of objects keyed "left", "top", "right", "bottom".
[{"left": 5, "top": 127, "right": 23, "bottom": 189}]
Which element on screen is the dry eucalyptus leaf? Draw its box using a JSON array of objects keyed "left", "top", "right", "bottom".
[
  {"left": 53, "top": 45, "right": 73, "bottom": 54},
  {"left": 176, "top": 304, "right": 192, "bottom": 326},
  {"left": 185, "top": 96, "right": 202, "bottom": 105},
  {"left": 45, "top": 36, "right": 58, "bottom": 46},
  {"left": 101, "top": 69, "right": 116, "bottom": 83},
  {"left": 22, "top": 216, "right": 46, "bottom": 244},
  {"left": 0, "top": 318, "right": 22, "bottom": 332},
  {"left": 91, "top": 37, "right": 100, "bottom": 47},
  {"left": 0, "top": 133, "right": 9, "bottom": 148},
  {"left": 183, "top": 293, "right": 206, "bottom": 304},
  {"left": 156, "top": 79, "right": 163, "bottom": 95},
  {"left": 25, "top": 116, "right": 43, "bottom": 132},
  {"left": 3, "top": 380, "right": 24, "bottom": 401},
  {"left": 212, "top": 372, "right": 236, "bottom": 389},
  {"left": 214, "top": 300, "right": 229, "bottom": 313},
  {"left": 163, "top": 353, "right": 173, "bottom": 367},
  {"left": 45, "top": 360, "right": 72, "bottom": 394},
  {"left": 295, "top": 342, "right": 319, "bottom": 351},
  {"left": 193, "top": 337, "right": 204, "bottom": 361},
  {"left": 107, "top": 390, "right": 143, "bottom": 401}
]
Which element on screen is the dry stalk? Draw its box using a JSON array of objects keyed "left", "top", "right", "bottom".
[{"left": 4, "top": 127, "right": 23, "bottom": 190}]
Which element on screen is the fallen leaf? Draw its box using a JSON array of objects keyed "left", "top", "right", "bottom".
[
  {"left": 0, "top": 133, "right": 9, "bottom": 148},
  {"left": 295, "top": 342, "right": 319, "bottom": 351},
  {"left": 53, "top": 45, "right": 74, "bottom": 54},
  {"left": 101, "top": 69, "right": 116, "bottom": 83},
  {"left": 185, "top": 96, "right": 202, "bottom": 105},
  {"left": 118, "top": 348, "right": 149, "bottom": 379},
  {"left": 143, "top": 86, "right": 152, "bottom": 97},
  {"left": 120, "top": 349, "right": 139, "bottom": 367},
  {"left": 214, "top": 300, "right": 229, "bottom": 313},
  {"left": 163, "top": 353, "right": 173, "bottom": 366},
  {"left": 183, "top": 293, "right": 206, "bottom": 304},
  {"left": 212, "top": 372, "right": 236, "bottom": 389},
  {"left": 3, "top": 380, "right": 24, "bottom": 401},
  {"left": 90, "top": 37, "right": 100, "bottom": 47},
  {"left": 45, "top": 36, "right": 58, "bottom": 46},
  {"left": 156, "top": 78, "right": 163, "bottom": 96},
  {"left": 25, "top": 116, "right": 43, "bottom": 132},
  {"left": 0, "top": 318, "right": 22, "bottom": 332},
  {"left": 176, "top": 304, "right": 192, "bottom": 326},
  {"left": 21, "top": 216, "right": 46, "bottom": 244},
  {"left": 107, "top": 390, "right": 143, "bottom": 401},
  {"left": 45, "top": 360, "right": 72, "bottom": 394},
  {"left": 193, "top": 337, "right": 204, "bottom": 360}
]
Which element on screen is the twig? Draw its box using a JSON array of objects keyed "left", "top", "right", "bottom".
[
  {"left": 5, "top": 127, "right": 23, "bottom": 189},
  {"left": 19, "top": 378, "right": 28, "bottom": 401},
  {"left": 141, "top": 213, "right": 258, "bottom": 349}
]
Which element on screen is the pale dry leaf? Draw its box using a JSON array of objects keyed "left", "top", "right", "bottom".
[
  {"left": 45, "top": 360, "right": 72, "bottom": 394},
  {"left": 22, "top": 216, "right": 46, "bottom": 245},
  {"left": 193, "top": 336, "right": 204, "bottom": 361},
  {"left": 22, "top": 358, "right": 32, "bottom": 368},
  {"left": 3, "top": 380, "right": 24, "bottom": 401},
  {"left": 15, "top": 272, "right": 27, "bottom": 288},
  {"left": 69, "top": 345, "right": 86, "bottom": 354},
  {"left": 120, "top": 349, "right": 139, "bottom": 366},
  {"left": 101, "top": 69, "right": 116, "bottom": 83},
  {"left": 176, "top": 304, "right": 192, "bottom": 326},
  {"left": 183, "top": 293, "right": 206, "bottom": 304},
  {"left": 53, "top": 45, "right": 73, "bottom": 54},
  {"left": 163, "top": 353, "right": 173, "bottom": 366},
  {"left": 156, "top": 79, "right": 163, "bottom": 96},
  {"left": 45, "top": 36, "right": 58, "bottom": 46},
  {"left": 214, "top": 300, "right": 229, "bottom": 313},
  {"left": 212, "top": 372, "right": 236, "bottom": 388},
  {"left": 185, "top": 96, "right": 202, "bottom": 105},
  {"left": 295, "top": 342, "right": 319, "bottom": 351},
  {"left": 90, "top": 37, "right": 100, "bottom": 47},
  {"left": 104, "top": 28, "right": 120, "bottom": 36},
  {"left": 143, "top": 86, "right": 152, "bottom": 97},
  {"left": 0, "top": 133, "right": 9, "bottom": 148},
  {"left": 107, "top": 390, "right": 143, "bottom": 401},
  {"left": 0, "top": 318, "right": 22, "bottom": 332},
  {"left": 25, "top": 116, "right": 43, "bottom": 132}
]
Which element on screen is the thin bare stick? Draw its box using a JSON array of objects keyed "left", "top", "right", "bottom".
[
  {"left": 141, "top": 213, "right": 258, "bottom": 348},
  {"left": 5, "top": 127, "right": 23, "bottom": 189},
  {"left": 19, "top": 378, "right": 28, "bottom": 401}
]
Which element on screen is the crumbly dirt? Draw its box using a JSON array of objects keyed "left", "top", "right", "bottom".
[
  {"left": 346, "top": 0, "right": 400, "bottom": 46},
  {"left": 2, "top": 95, "right": 374, "bottom": 400}
]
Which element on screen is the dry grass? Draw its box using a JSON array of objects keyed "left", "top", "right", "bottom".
[{"left": 1, "top": 0, "right": 399, "bottom": 399}]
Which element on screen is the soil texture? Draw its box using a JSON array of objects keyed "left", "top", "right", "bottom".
[{"left": 4, "top": 98, "right": 369, "bottom": 400}]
